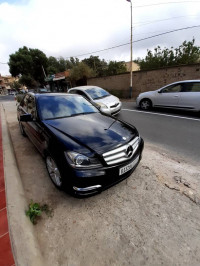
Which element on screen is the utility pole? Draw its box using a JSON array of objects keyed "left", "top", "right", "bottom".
[{"left": 126, "top": 0, "right": 133, "bottom": 98}]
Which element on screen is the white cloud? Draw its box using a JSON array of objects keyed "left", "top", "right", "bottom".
[{"left": 0, "top": 0, "right": 200, "bottom": 75}]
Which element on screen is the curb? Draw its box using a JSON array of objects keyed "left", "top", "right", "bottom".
[{"left": 1, "top": 104, "right": 44, "bottom": 266}]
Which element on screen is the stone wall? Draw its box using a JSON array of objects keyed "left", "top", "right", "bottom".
[{"left": 87, "top": 64, "right": 200, "bottom": 98}]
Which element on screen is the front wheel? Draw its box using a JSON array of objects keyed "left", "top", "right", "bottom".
[
  {"left": 46, "top": 155, "right": 63, "bottom": 189},
  {"left": 140, "top": 99, "right": 152, "bottom": 110}
]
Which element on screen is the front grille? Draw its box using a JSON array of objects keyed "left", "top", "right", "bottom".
[
  {"left": 103, "top": 136, "right": 140, "bottom": 165},
  {"left": 110, "top": 103, "right": 119, "bottom": 108}
]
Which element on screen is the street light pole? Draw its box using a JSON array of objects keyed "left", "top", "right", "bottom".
[
  {"left": 126, "top": 0, "right": 133, "bottom": 98},
  {"left": 42, "top": 65, "right": 47, "bottom": 78}
]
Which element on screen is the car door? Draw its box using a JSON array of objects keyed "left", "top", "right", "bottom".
[
  {"left": 22, "top": 95, "right": 47, "bottom": 154},
  {"left": 154, "top": 83, "right": 182, "bottom": 107},
  {"left": 178, "top": 82, "right": 200, "bottom": 110}
]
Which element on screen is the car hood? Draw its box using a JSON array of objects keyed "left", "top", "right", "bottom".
[
  {"left": 93, "top": 95, "right": 120, "bottom": 106},
  {"left": 138, "top": 90, "right": 158, "bottom": 98},
  {"left": 44, "top": 113, "right": 137, "bottom": 154}
]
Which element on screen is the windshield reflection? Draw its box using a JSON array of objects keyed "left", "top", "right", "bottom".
[
  {"left": 38, "top": 95, "right": 98, "bottom": 120},
  {"left": 85, "top": 87, "right": 110, "bottom": 100}
]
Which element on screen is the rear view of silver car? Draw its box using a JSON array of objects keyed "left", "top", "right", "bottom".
[
  {"left": 68, "top": 86, "right": 122, "bottom": 115},
  {"left": 136, "top": 80, "right": 200, "bottom": 112}
]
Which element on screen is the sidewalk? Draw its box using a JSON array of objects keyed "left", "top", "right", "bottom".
[
  {"left": 0, "top": 110, "right": 15, "bottom": 266},
  {"left": 0, "top": 103, "right": 44, "bottom": 266}
]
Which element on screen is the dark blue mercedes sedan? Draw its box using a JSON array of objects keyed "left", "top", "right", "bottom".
[{"left": 17, "top": 93, "right": 144, "bottom": 196}]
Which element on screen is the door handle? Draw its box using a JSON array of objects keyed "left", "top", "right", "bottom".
[{"left": 173, "top": 95, "right": 179, "bottom": 97}]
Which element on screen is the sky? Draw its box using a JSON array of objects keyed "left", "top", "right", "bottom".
[{"left": 0, "top": 0, "right": 200, "bottom": 75}]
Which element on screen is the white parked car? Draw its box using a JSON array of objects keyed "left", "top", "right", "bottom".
[
  {"left": 68, "top": 86, "right": 122, "bottom": 115},
  {"left": 136, "top": 80, "right": 200, "bottom": 112}
]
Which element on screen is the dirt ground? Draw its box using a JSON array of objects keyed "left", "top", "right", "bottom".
[{"left": 4, "top": 102, "right": 200, "bottom": 266}]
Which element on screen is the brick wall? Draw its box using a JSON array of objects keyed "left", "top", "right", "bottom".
[{"left": 87, "top": 64, "right": 200, "bottom": 98}]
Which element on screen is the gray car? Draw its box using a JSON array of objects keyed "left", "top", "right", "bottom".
[
  {"left": 136, "top": 80, "right": 200, "bottom": 112},
  {"left": 68, "top": 86, "right": 122, "bottom": 115}
]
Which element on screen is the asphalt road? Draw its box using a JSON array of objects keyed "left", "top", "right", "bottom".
[
  {"left": 0, "top": 95, "right": 15, "bottom": 102},
  {"left": 1, "top": 95, "right": 199, "bottom": 164},
  {"left": 119, "top": 102, "right": 200, "bottom": 165}
]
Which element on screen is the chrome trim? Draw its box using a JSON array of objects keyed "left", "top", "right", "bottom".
[
  {"left": 73, "top": 185, "right": 102, "bottom": 192},
  {"left": 103, "top": 136, "right": 140, "bottom": 165}
]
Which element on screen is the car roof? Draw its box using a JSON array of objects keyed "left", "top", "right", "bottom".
[
  {"left": 69, "top": 86, "right": 101, "bottom": 92},
  {"left": 27, "top": 92, "right": 80, "bottom": 99},
  {"left": 173, "top": 80, "right": 200, "bottom": 83},
  {"left": 166, "top": 80, "right": 200, "bottom": 86},
  {"left": 159, "top": 80, "right": 200, "bottom": 89}
]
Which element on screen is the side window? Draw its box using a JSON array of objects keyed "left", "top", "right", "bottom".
[
  {"left": 162, "top": 84, "right": 181, "bottom": 93},
  {"left": 190, "top": 83, "right": 200, "bottom": 92},
  {"left": 181, "top": 83, "right": 193, "bottom": 92},
  {"left": 68, "top": 90, "right": 77, "bottom": 94},
  {"left": 27, "top": 96, "right": 37, "bottom": 120},
  {"left": 77, "top": 90, "right": 90, "bottom": 100},
  {"left": 22, "top": 95, "right": 29, "bottom": 111}
]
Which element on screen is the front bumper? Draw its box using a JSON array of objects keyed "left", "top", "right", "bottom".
[
  {"left": 101, "top": 102, "right": 122, "bottom": 116},
  {"left": 136, "top": 97, "right": 140, "bottom": 107},
  {"left": 70, "top": 138, "right": 144, "bottom": 196},
  {"left": 110, "top": 102, "right": 122, "bottom": 115}
]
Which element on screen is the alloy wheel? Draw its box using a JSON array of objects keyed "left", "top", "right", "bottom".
[
  {"left": 140, "top": 99, "right": 151, "bottom": 110},
  {"left": 46, "top": 156, "right": 62, "bottom": 187}
]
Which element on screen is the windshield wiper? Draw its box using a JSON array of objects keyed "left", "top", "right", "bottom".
[
  {"left": 45, "top": 115, "right": 70, "bottom": 120},
  {"left": 45, "top": 112, "right": 96, "bottom": 120},
  {"left": 70, "top": 112, "right": 96, "bottom": 117},
  {"left": 94, "top": 95, "right": 109, "bottom": 100}
]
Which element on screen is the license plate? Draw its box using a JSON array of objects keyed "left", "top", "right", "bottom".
[{"left": 119, "top": 156, "right": 139, "bottom": 176}]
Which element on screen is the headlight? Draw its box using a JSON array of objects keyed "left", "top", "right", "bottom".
[
  {"left": 96, "top": 102, "right": 108, "bottom": 109},
  {"left": 65, "top": 151, "right": 102, "bottom": 168}
]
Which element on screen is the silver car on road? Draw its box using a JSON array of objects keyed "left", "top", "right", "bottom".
[
  {"left": 68, "top": 86, "right": 122, "bottom": 115},
  {"left": 136, "top": 80, "right": 200, "bottom": 112}
]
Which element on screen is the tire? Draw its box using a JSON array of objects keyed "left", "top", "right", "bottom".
[
  {"left": 19, "top": 121, "right": 27, "bottom": 136},
  {"left": 140, "top": 99, "right": 152, "bottom": 110},
  {"left": 45, "top": 155, "right": 63, "bottom": 189}
]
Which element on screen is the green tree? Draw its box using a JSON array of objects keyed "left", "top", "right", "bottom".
[
  {"left": 8, "top": 46, "right": 48, "bottom": 87},
  {"left": 19, "top": 74, "right": 38, "bottom": 88},
  {"left": 65, "top": 57, "right": 79, "bottom": 69},
  {"left": 70, "top": 62, "right": 95, "bottom": 85},
  {"left": 106, "top": 61, "right": 127, "bottom": 76},
  {"left": 47, "top": 56, "right": 67, "bottom": 74},
  {"left": 174, "top": 39, "right": 200, "bottom": 65},
  {"left": 82, "top": 56, "right": 108, "bottom": 77},
  {"left": 136, "top": 39, "right": 200, "bottom": 70}
]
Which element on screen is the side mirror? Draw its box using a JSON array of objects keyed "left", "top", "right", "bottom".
[
  {"left": 20, "top": 113, "right": 33, "bottom": 122},
  {"left": 158, "top": 90, "right": 162, "bottom": 93}
]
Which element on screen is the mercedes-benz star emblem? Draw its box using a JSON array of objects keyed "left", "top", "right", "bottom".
[{"left": 126, "top": 145, "right": 133, "bottom": 158}]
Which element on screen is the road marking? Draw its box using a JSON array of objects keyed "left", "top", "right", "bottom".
[{"left": 122, "top": 109, "right": 200, "bottom": 122}]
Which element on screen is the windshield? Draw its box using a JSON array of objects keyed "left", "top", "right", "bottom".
[
  {"left": 38, "top": 95, "right": 98, "bottom": 120},
  {"left": 85, "top": 87, "right": 110, "bottom": 100}
]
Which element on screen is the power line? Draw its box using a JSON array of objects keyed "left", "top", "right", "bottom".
[
  {"left": 135, "top": 1, "right": 200, "bottom": 8},
  {"left": 2, "top": 25, "right": 200, "bottom": 63},
  {"left": 66, "top": 25, "right": 200, "bottom": 59},
  {"left": 133, "top": 15, "right": 198, "bottom": 28}
]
